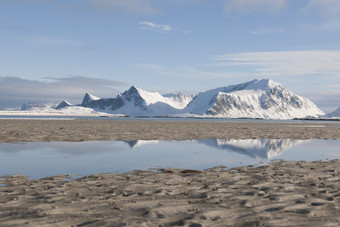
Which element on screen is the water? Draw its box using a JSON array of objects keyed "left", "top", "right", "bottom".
[{"left": 0, "top": 139, "right": 339, "bottom": 179}]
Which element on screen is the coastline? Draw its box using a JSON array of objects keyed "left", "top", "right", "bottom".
[
  {"left": 1, "top": 119, "right": 340, "bottom": 226},
  {"left": 1, "top": 119, "right": 340, "bottom": 143}
]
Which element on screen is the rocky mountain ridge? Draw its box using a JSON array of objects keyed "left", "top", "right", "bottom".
[{"left": 20, "top": 79, "right": 330, "bottom": 119}]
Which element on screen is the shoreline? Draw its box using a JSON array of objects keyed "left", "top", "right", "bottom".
[
  {"left": 1, "top": 160, "right": 340, "bottom": 226},
  {"left": 1, "top": 119, "right": 340, "bottom": 143}
]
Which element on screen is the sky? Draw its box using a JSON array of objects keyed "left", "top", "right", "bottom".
[{"left": 0, "top": 0, "right": 340, "bottom": 112}]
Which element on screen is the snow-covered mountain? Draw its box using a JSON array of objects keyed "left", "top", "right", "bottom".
[
  {"left": 81, "top": 93, "right": 115, "bottom": 110},
  {"left": 16, "top": 101, "right": 112, "bottom": 116},
  {"left": 81, "top": 93, "right": 100, "bottom": 106},
  {"left": 184, "top": 79, "right": 324, "bottom": 119},
  {"left": 108, "top": 86, "right": 193, "bottom": 115},
  {"left": 55, "top": 100, "right": 72, "bottom": 109},
  {"left": 163, "top": 92, "right": 195, "bottom": 109},
  {"left": 79, "top": 86, "right": 194, "bottom": 116},
  {"left": 198, "top": 139, "right": 303, "bottom": 159},
  {"left": 16, "top": 79, "right": 326, "bottom": 119},
  {"left": 79, "top": 93, "right": 116, "bottom": 110},
  {"left": 21, "top": 102, "right": 54, "bottom": 111},
  {"left": 325, "top": 106, "right": 340, "bottom": 119}
]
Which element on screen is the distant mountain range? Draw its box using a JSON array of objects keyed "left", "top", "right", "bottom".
[{"left": 18, "top": 78, "right": 339, "bottom": 120}]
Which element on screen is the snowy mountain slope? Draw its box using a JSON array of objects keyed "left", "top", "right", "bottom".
[
  {"left": 80, "top": 92, "right": 117, "bottom": 110},
  {"left": 198, "top": 139, "right": 303, "bottom": 159},
  {"left": 11, "top": 99, "right": 117, "bottom": 116},
  {"left": 81, "top": 93, "right": 101, "bottom": 106},
  {"left": 182, "top": 87, "right": 227, "bottom": 115},
  {"left": 50, "top": 106, "right": 111, "bottom": 116},
  {"left": 163, "top": 93, "right": 195, "bottom": 109},
  {"left": 83, "top": 98, "right": 116, "bottom": 110},
  {"left": 325, "top": 106, "right": 340, "bottom": 118},
  {"left": 55, "top": 100, "right": 72, "bottom": 109},
  {"left": 109, "top": 86, "right": 192, "bottom": 115},
  {"left": 184, "top": 79, "right": 324, "bottom": 119},
  {"left": 21, "top": 102, "right": 54, "bottom": 111},
  {"left": 7, "top": 105, "right": 115, "bottom": 116}
]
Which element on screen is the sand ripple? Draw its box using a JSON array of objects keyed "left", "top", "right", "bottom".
[{"left": 1, "top": 160, "right": 340, "bottom": 226}]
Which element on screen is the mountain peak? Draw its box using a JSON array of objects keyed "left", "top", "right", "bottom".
[
  {"left": 126, "top": 85, "right": 141, "bottom": 94},
  {"left": 123, "top": 86, "right": 145, "bottom": 100},
  {"left": 250, "top": 78, "right": 281, "bottom": 89},
  {"left": 55, "top": 100, "right": 72, "bottom": 109},
  {"left": 226, "top": 79, "right": 282, "bottom": 93},
  {"left": 81, "top": 93, "right": 100, "bottom": 106},
  {"left": 128, "top": 85, "right": 139, "bottom": 90},
  {"left": 85, "top": 93, "right": 100, "bottom": 100}
]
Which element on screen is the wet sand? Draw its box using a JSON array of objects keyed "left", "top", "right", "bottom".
[
  {"left": 1, "top": 119, "right": 340, "bottom": 226},
  {"left": 1, "top": 119, "right": 340, "bottom": 143},
  {"left": 1, "top": 160, "right": 340, "bottom": 226}
]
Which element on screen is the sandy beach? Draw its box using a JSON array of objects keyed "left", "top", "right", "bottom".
[
  {"left": 1, "top": 119, "right": 340, "bottom": 226},
  {"left": 1, "top": 160, "right": 340, "bottom": 226},
  {"left": 1, "top": 119, "right": 340, "bottom": 143}
]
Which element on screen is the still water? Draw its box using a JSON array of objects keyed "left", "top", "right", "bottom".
[{"left": 0, "top": 139, "right": 339, "bottom": 179}]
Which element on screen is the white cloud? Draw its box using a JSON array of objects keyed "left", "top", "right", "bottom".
[
  {"left": 89, "top": 0, "right": 158, "bottom": 14},
  {"left": 138, "top": 22, "right": 190, "bottom": 34},
  {"left": 223, "top": 0, "right": 287, "bottom": 13},
  {"left": 213, "top": 50, "right": 340, "bottom": 77},
  {"left": 139, "top": 21, "right": 173, "bottom": 32}
]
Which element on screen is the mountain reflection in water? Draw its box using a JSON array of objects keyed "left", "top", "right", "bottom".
[
  {"left": 1, "top": 139, "right": 339, "bottom": 179},
  {"left": 124, "top": 139, "right": 303, "bottom": 160},
  {"left": 197, "top": 139, "right": 303, "bottom": 159}
]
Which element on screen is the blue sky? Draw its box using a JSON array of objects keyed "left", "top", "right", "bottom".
[{"left": 1, "top": 0, "right": 340, "bottom": 112}]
